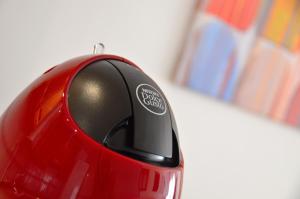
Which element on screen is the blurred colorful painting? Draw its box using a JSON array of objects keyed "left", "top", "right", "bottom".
[{"left": 175, "top": 0, "right": 300, "bottom": 127}]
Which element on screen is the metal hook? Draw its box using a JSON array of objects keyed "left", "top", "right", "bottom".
[{"left": 93, "top": 43, "right": 105, "bottom": 54}]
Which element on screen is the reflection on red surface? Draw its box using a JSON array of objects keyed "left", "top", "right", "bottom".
[{"left": 0, "top": 55, "right": 183, "bottom": 199}]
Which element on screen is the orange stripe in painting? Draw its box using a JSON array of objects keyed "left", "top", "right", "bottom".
[
  {"left": 286, "top": 86, "right": 300, "bottom": 126},
  {"left": 235, "top": 41, "right": 263, "bottom": 110},
  {"left": 206, "top": 0, "right": 224, "bottom": 16},
  {"left": 263, "top": 0, "right": 296, "bottom": 45},
  {"left": 261, "top": 55, "right": 288, "bottom": 115},
  {"left": 269, "top": 67, "right": 289, "bottom": 119},
  {"left": 221, "top": 0, "right": 235, "bottom": 24},
  {"left": 252, "top": 49, "right": 278, "bottom": 113},
  {"left": 242, "top": 0, "right": 260, "bottom": 30},
  {"left": 285, "top": 58, "right": 300, "bottom": 125},
  {"left": 242, "top": 42, "right": 271, "bottom": 112},
  {"left": 269, "top": 66, "right": 294, "bottom": 121},
  {"left": 284, "top": 5, "right": 300, "bottom": 52},
  {"left": 248, "top": 45, "right": 272, "bottom": 112},
  {"left": 238, "top": 0, "right": 251, "bottom": 29},
  {"left": 234, "top": 44, "right": 253, "bottom": 107},
  {"left": 234, "top": 40, "right": 287, "bottom": 115},
  {"left": 229, "top": 0, "right": 245, "bottom": 27},
  {"left": 206, "top": 0, "right": 260, "bottom": 30}
]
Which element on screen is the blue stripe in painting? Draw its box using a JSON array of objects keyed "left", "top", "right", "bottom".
[
  {"left": 188, "top": 22, "right": 221, "bottom": 94},
  {"left": 223, "top": 61, "right": 238, "bottom": 101},
  {"left": 187, "top": 21, "right": 237, "bottom": 99}
]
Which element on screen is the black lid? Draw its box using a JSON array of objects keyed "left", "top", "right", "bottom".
[{"left": 68, "top": 59, "right": 179, "bottom": 167}]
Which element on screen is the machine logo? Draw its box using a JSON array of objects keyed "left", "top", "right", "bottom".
[{"left": 136, "top": 84, "right": 167, "bottom": 115}]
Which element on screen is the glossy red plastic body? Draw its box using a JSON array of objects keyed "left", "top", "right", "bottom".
[{"left": 0, "top": 55, "right": 184, "bottom": 199}]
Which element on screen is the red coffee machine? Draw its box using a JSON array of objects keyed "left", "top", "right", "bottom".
[{"left": 0, "top": 52, "right": 184, "bottom": 198}]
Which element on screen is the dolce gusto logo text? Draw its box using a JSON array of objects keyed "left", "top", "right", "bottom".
[{"left": 136, "top": 84, "right": 167, "bottom": 115}]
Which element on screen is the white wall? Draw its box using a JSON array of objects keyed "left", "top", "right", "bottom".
[{"left": 1, "top": 1, "right": 300, "bottom": 198}]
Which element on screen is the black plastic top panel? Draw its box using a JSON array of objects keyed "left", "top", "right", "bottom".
[
  {"left": 68, "top": 59, "right": 179, "bottom": 166},
  {"left": 68, "top": 60, "right": 132, "bottom": 142},
  {"left": 107, "top": 60, "right": 173, "bottom": 158}
]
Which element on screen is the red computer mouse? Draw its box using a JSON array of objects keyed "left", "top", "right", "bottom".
[{"left": 0, "top": 53, "right": 184, "bottom": 199}]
